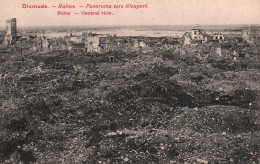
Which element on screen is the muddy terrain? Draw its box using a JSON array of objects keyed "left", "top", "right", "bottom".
[{"left": 0, "top": 41, "right": 260, "bottom": 163}]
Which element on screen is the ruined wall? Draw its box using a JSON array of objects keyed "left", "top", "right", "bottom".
[
  {"left": 4, "top": 18, "right": 17, "bottom": 45},
  {"left": 242, "top": 30, "right": 250, "bottom": 41},
  {"left": 84, "top": 33, "right": 113, "bottom": 53},
  {"left": 85, "top": 35, "right": 100, "bottom": 52},
  {"left": 191, "top": 29, "right": 199, "bottom": 40},
  {"left": 190, "top": 29, "right": 207, "bottom": 43},
  {"left": 213, "top": 34, "right": 224, "bottom": 43}
]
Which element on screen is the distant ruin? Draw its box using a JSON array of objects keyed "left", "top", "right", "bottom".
[
  {"left": 213, "top": 33, "right": 225, "bottom": 43},
  {"left": 182, "top": 27, "right": 208, "bottom": 45},
  {"left": 242, "top": 29, "right": 255, "bottom": 43},
  {"left": 1, "top": 18, "right": 258, "bottom": 57},
  {"left": 3, "top": 18, "right": 17, "bottom": 45},
  {"left": 83, "top": 31, "right": 112, "bottom": 53},
  {"left": 190, "top": 28, "right": 208, "bottom": 43},
  {"left": 242, "top": 29, "right": 250, "bottom": 41}
]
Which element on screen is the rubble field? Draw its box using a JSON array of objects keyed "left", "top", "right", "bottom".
[{"left": 0, "top": 42, "right": 260, "bottom": 163}]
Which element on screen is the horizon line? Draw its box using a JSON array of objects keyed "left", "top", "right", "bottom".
[{"left": 1, "top": 24, "right": 260, "bottom": 29}]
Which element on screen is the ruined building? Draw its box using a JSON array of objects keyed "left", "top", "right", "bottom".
[
  {"left": 182, "top": 28, "right": 208, "bottom": 45},
  {"left": 3, "top": 18, "right": 17, "bottom": 45},
  {"left": 190, "top": 28, "right": 208, "bottom": 43},
  {"left": 83, "top": 31, "right": 112, "bottom": 53},
  {"left": 69, "top": 33, "right": 83, "bottom": 43},
  {"left": 182, "top": 32, "right": 192, "bottom": 45},
  {"left": 242, "top": 29, "right": 250, "bottom": 41},
  {"left": 213, "top": 33, "right": 225, "bottom": 43},
  {"left": 242, "top": 29, "right": 254, "bottom": 43}
]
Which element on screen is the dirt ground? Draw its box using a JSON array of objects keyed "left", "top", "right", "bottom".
[{"left": 0, "top": 43, "right": 259, "bottom": 163}]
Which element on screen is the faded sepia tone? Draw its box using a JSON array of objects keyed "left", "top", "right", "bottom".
[
  {"left": 0, "top": 0, "right": 260, "bottom": 163},
  {"left": 0, "top": 0, "right": 260, "bottom": 27}
]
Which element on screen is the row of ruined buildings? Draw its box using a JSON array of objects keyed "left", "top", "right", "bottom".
[
  {"left": 2, "top": 18, "right": 258, "bottom": 54},
  {"left": 1, "top": 18, "right": 179, "bottom": 53},
  {"left": 28, "top": 31, "right": 180, "bottom": 53},
  {"left": 36, "top": 27, "right": 258, "bottom": 53},
  {"left": 1, "top": 18, "right": 180, "bottom": 53},
  {"left": 182, "top": 27, "right": 255, "bottom": 45}
]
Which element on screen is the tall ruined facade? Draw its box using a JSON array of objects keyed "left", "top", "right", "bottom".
[{"left": 4, "top": 18, "right": 17, "bottom": 45}]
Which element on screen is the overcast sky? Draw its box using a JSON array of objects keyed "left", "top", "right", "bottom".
[{"left": 0, "top": 0, "right": 260, "bottom": 27}]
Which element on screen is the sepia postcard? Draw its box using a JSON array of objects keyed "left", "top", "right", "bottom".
[{"left": 0, "top": 0, "right": 259, "bottom": 163}]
